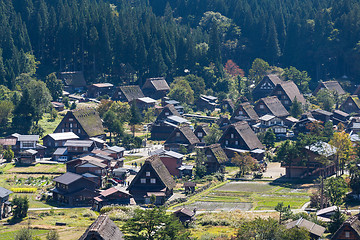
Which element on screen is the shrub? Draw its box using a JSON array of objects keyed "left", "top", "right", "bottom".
[{"left": 11, "top": 188, "right": 37, "bottom": 193}]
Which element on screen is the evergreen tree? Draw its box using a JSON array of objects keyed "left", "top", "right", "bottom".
[
  {"left": 290, "top": 97, "right": 303, "bottom": 118},
  {"left": 263, "top": 129, "right": 276, "bottom": 149}
]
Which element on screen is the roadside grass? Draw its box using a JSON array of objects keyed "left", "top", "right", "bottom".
[
  {"left": 123, "top": 155, "right": 142, "bottom": 162},
  {"left": 190, "top": 226, "right": 236, "bottom": 239}
]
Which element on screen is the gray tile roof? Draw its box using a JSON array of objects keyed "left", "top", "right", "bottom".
[
  {"left": 0, "top": 187, "right": 12, "bottom": 198},
  {"left": 286, "top": 217, "right": 325, "bottom": 237},
  {"left": 45, "top": 132, "right": 79, "bottom": 141},
  {"left": 18, "top": 135, "right": 39, "bottom": 142},
  {"left": 53, "top": 172, "right": 83, "bottom": 185},
  {"left": 64, "top": 140, "right": 93, "bottom": 148},
  {"left": 53, "top": 148, "right": 67, "bottom": 155}
]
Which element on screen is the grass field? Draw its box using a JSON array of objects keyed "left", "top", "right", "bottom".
[
  {"left": 6, "top": 163, "right": 65, "bottom": 174},
  {"left": 38, "top": 113, "right": 63, "bottom": 138}
]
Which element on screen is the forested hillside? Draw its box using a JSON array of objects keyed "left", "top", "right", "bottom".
[{"left": 1, "top": 0, "right": 360, "bottom": 88}]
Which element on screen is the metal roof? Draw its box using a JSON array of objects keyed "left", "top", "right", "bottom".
[{"left": 46, "top": 132, "right": 79, "bottom": 141}]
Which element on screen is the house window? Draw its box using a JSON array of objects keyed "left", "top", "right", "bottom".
[
  {"left": 69, "top": 118, "right": 73, "bottom": 121},
  {"left": 165, "top": 112, "right": 169, "bottom": 116},
  {"left": 225, "top": 140, "right": 229, "bottom": 145},
  {"left": 345, "top": 231, "right": 350, "bottom": 238},
  {"left": 70, "top": 123, "right": 73, "bottom": 128},
  {"left": 198, "top": 132, "right": 203, "bottom": 137},
  {"left": 83, "top": 147, "right": 87, "bottom": 151},
  {"left": 62, "top": 129, "right": 65, "bottom": 132},
  {"left": 235, "top": 141, "right": 238, "bottom": 145},
  {"left": 238, "top": 110, "right": 243, "bottom": 115},
  {"left": 78, "top": 129, "right": 81, "bottom": 134},
  {"left": 150, "top": 178, "right": 156, "bottom": 184},
  {"left": 284, "top": 100, "right": 289, "bottom": 105},
  {"left": 22, "top": 142, "right": 34, "bottom": 148},
  {"left": 146, "top": 171, "right": 151, "bottom": 177},
  {"left": 349, "top": 102, "right": 353, "bottom": 106},
  {"left": 231, "top": 133, "right": 234, "bottom": 139},
  {"left": 176, "top": 132, "right": 180, "bottom": 137},
  {"left": 259, "top": 104, "right": 264, "bottom": 109},
  {"left": 140, "top": 178, "right": 146, "bottom": 184},
  {"left": 277, "top": 91, "right": 282, "bottom": 94}
]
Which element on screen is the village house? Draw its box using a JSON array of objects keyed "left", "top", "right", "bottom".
[
  {"left": 174, "top": 208, "right": 196, "bottom": 225},
  {"left": 74, "top": 161, "right": 108, "bottom": 188},
  {"left": 142, "top": 77, "right": 170, "bottom": 99},
  {"left": 284, "top": 116, "right": 299, "bottom": 129},
  {"left": 286, "top": 218, "right": 325, "bottom": 240},
  {"left": 252, "top": 114, "right": 288, "bottom": 138},
  {"left": 102, "top": 146, "right": 125, "bottom": 160},
  {"left": 42, "top": 132, "right": 79, "bottom": 149},
  {"left": 150, "top": 149, "right": 184, "bottom": 177},
  {"left": 252, "top": 74, "right": 283, "bottom": 101},
  {"left": 313, "top": 80, "right": 346, "bottom": 95},
  {"left": 64, "top": 140, "right": 96, "bottom": 159},
  {"left": 52, "top": 172, "right": 98, "bottom": 206},
  {"left": 54, "top": 108, "right": 105, "bottom": 139},
  {"left": 18, "top": 149, "right": 38, "bottom": 165},
  {"left": 293, "top": 116, "right": 320, "bottom": 136},
  {"left": 51, "top": 102, "right": 65, "bottom": 111},
  {"left": 151, "top": 104, "right": 183, "bottom": 140},
  {"left": 270, "top": 81, "right": 306, "bottom": 110},
  {"left": 340, "top": 95, "right": 360, "bottom": 114},
  {"left": 203, "top": 144, "right": 229, "bottom": 173},
  {"left": 59, "top": 71, "right": 87, "bottom": 93},
  {"left": 79, "top": 214, "right": 125, "bottom": 240},
  {"left": 87, "top": 83, "right": 114, "bottom": 98},
  {"left": 162, "top": 98, "right": 184, "bottom": 115},
  {"left": 220, "top": 99, "right": 235, "bottom": 114},
  {"left": 332, "top": 109, "right": 350, "bottom": 125},
  {"left": 183, "top": 182, "right": 196, "bottom": 194},
  {"left": 311, "top": 109, "right": 333, "bottom": 123},
  {"left": 93, "top": 187, "right": 131, "bottom": 211},
  {"left": 0, "top": 138, "right": 16, "bottom": 151},
  {"left": 0, "top": 187, "right": 12, "bottom": 219},
  {"left": 194, "top": 124, "right": 210, "bottom": 144},
  {"left": 113, "top": 85, "right": 144, "bottom": 102},
  {"left": 52, "top": 148, "right": 68, "bottom": 162},
  {"left": 331, "top": 213, "right": 360, "bottom": 240},
  {"left": 219, "top": 121, "right": 264, "bottom": 159},
  {"left": 316, "top": 206, "right": 339, "bottom": 222},
  {"left": 127, "top": 155, "right": 176, "bottom": 205},
  {"left": 136, "top": 97, "right": 157, "bottom": 112},
  {"left": 178, "top": 165, "right": 194, "bottom": 178},
  {"left": 164, "top": 125, "right": 200, "bottom": 153},
  {"left": 231, "top": 102, "right": 259, "bottom": 124},
  {"left": 254, "top": 96, "right": 289, "bottom": 118},
  {"left": 282, "top": 141, "right": 337, "bottom": 179},
  {"left": 217, "top": 115, "right": 232, "bottom": 129},
  {"left": 9, "top": 134, "right": 46, "bottom": 159},
  {"left": 196, "top": 95, "right": 217, "bottom": 111}
]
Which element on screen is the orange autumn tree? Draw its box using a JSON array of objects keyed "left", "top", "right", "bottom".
[{"left": 224, "top": 60, "right": 245, "bottom": 77}]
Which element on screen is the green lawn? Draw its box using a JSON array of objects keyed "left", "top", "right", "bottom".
[
  {"left": 0, "top": 229, "right": 50, "bottom": 240},
  {"left": 38, "top": 113, "right": 63, "bottom": 138},
  {"left": 123, "top": 155, "right": 142, "bottom": 162}
]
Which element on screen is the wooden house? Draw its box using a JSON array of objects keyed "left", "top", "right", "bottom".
[
  {"left": 87, "top": 83, "right": 114, "bottom": 98},
  {"left": 340, "top": 95, "right": 360, "bottom": 114},
  {"left": 194, "top": 124, "right": 210, "bottom": 144},
  {"left": 293, "top": 116, "right": 320, "bottom": 136},
  {"left": 174, "top": 208, "right": 196, "bottom": 225},
  {"left": 142, "top": 77, "right": 170, "bottom": 99},
  {"left": 217, "top": 115, "right": 232, "bottom": 129},
  {"left": 54, "top": 108, "right": 105, "bottom": 139},
  {"left": 113, "top": 85, "right": 144, "bottom": 102},
  {"left": 103, "top": 146, "right": 125, "bottom": 160},
  {"left": 162, "top": 99, "right": 184, "bottom": 114},
  {"left": 79, "top": 214, "right": 125, "bottom": 240},
  {"left": 0, "top": 187, "right": 12, "bottom": 219},
  {"left": 313, "top": 81, "right": 346, "bottom": 95},
  {"left": 164, "top": 125, "right": 200, "bottom": 152},
  {"left": 75, "top": 161, "right": 108, "bottom": 188},
  {"left": 136, "top": 97, "right": 157, "bottom": 112},
  {"left": 219, "top": 121, "right": 264, "bottom": 153},
  {"left": 151, "top": 104, "right": 182, "bottom": 140},
  {"left": 203, "top": 144, "right": 229, "bottom": 173},
  {"left": 220, "top": 99, "right": 235, "bottom": 114},
  {"left": 196, "top": 95, "right": 217, "bottom": 111},
  {"left": 254, "top": 96, "right": 289, "bottom": 118},
  {"left": 231, "top": 102, "right": 259, "bottom": 124},
  {"left": 59, "top": 71, "right": 86, "bottom": 93},
  {"left": 0, "top": 138, "right": 16, "bottom": 151},
  {"left": 252, "top": 74, "right": 283, "bottom": 101},
  {"left": 52, "top": 172, "right": 97, "bottom": 206},
  {"left": 42, "top": 132, "right": 79, "bottom": 149},
  {"left": 93, "top": 188, "right": 131, "bottom": 211},
  {"left": 178, "top": 165, "right": 194, "bottom": 178},
  {"left": 64, "top": 140, "right": 95, "bottom": 154},
  {"left": 331, "top": 214, "right": 360, "bottom": 240},
  {"left": 127, "top": 155, "right": 176, "bottom": 204},
  {"left": 155, "top": 104, "right": 181, "bottom": 123},
  {"left": 286, "top": 218, "right": 325, "bottom": 240},
  {"left": 183, "top": 182, "right": 196, "bottom": 194},
  {"left": 332, "top": 110, "right": 350, "bottom": 125},
  {"left": 252, "top": 114, "right": 287, "bottom": 138},
  {"left": 282, "top": 141, "right": 337, "bottom": 179},
  {"left": 311, "top": 109, "right": 333, "bottom": 123},
  {"left": 270, "top": 81, "right": 306, "bottom": 110},
  {"left": 18, "top": 149, "right": 37, "bottom": 165}
]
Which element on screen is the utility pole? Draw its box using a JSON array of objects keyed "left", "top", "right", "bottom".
[{"left": 320, "top": 170, "right": 324, "bottom": 209}]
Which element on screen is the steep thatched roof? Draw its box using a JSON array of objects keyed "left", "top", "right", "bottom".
[
  {"left": 143, "top": 77, "right": 170, "bottom": 91},
  {"left": 331, "top": 214, "right": 360, "bottom": 239},
  {"left": 258, "top": 96, "right": 289, "bottom": 117},
  {"left": 60, "top": 71, "right": 86, "bottom": 87},
  {"left": 79, "top": 215, "right": 124, "bottom": 240},
  {"left": 73, "top": 108, "right": 105, "bottom": 137},
  {"left": 207, "top": 144, "right": 228, "bottom": 164},
  {"left": 119, "top": 85, "right": 144, "bottom": 102},
  {"left": 286, "top": 218, "right": 325, "bottom": 237},
  {"left": 129, "top": 155, "right": 176, "bottom": 190},
  {"left": 165, "top": 125, "right": 200, "bottom": 145},
  {"left": 275, "top": 81, "right": 306, "bottom": 104},
  {"left": 314, "top": 81, "right": 346, "bottom": 95},
  {"left": 238, "top": 102, "right": 259, "bottom": 120}
]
